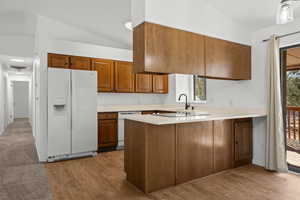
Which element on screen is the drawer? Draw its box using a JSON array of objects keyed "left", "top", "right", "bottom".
[{"left": 98, "top": 112, "right": 118, "bottom": 120}]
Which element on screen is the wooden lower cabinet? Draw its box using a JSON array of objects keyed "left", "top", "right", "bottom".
[
  {"left": 98, "top": 113, "right": 118, "bottom": 149},
  {"left": 125, "top": 120, "right": 175, "bottom": 193},
  {"left": 176, "top": 122, "right": 214, "bottom": 184},
  {"left": 125, "top": 118, "right": 253, "bottom": 193},
  {"left": 234, "top": 118, "right": 253, "bottom": 167},
  {"left": 213, "top": 120, "right": 234, "bottom": 172}
]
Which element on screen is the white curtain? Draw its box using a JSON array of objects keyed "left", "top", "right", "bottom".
[{"left": 265, "top": 35, "right": 288, "bottom": 172}]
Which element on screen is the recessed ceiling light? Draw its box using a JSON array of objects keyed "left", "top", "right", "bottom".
[
  {"left": 10, "top": 58, "right": 25, "bottom": 63},
  {"left": 125, "top": 21, "right": 133, "bottom": 31}
]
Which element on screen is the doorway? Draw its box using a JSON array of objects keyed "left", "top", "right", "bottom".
[
  {"left": 281, "top": 45, "right": 300, "bottom": 172},
  {"left": 13, "top": 81, "right": 29, "bottom": 120}
]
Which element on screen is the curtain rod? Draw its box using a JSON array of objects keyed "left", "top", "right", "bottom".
[{"left": 262, "top": 30, "right": 300, "bottom": 42}]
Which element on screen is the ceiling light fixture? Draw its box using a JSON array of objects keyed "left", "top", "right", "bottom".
[
  {"left": 125, "top": 21, "right": 133, "bottom": 31},
  {"left": 277, "top": 0, "right": 300, "bottom": 24},
  {"left": 10, "top": 58, "right": 25, "bottom": 63}
]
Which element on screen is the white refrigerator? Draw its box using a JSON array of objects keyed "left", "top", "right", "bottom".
[{"left": 47, "top": 68, "right": 97, "bottom": 162}]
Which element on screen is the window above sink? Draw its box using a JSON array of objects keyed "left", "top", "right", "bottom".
[{"left": 175, "top": 74, "right": 207, "bottom": 104}]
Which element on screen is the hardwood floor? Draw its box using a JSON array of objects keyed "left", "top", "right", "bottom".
[{"left": 45, "top": 151, "right": 300, "bottom": 200}]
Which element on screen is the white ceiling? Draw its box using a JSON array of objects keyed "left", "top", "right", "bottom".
[
  {"left": 206, "top": 0, "right": 300, "bottom": 30},
  {"left": 0, "top": 0, "right": 300, "bottom": 51},
  {"left": 0, "top": 0, "right": 132, "bottom": 49}
]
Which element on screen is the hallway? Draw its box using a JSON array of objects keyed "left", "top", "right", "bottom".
[{"left": 0, "top": 119, "right": 52, "bottom": 200}]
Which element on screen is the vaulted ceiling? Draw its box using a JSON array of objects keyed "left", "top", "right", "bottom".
[{"left": 0, "top": 0, "right": 299, "bottom": 50}]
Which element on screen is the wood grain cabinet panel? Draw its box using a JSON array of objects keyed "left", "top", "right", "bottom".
[
  {"left": 70, "top": 56, "right": 91, "bottom": 70},
  {"left": 205, "top": 37, "right": 251, "bottom": 80},
  {"left": 234, "top": 119, "right": 253, "bottom": 167},
  {"left": 92, "top": 58, "right": 115, "bottom": 92},
  {"left": 135, "top": 74, "right": 152, "bottom": 93},
  {"left": 115, "top": 61, "right": 134, "bottom": 93},
  {"left": 98, "top": 112, "right": 118, "bottom": 149},
  {"left": 176, "top": 122, "right": 214, "bottom": 184},
  {"left": 133, "top": 22, "right": 205, "bottom": 76},
  {"left": 213, "top": 120, "right": 234, "bottom": 172},
  {"left": 125, "top": 120, "right": 176, "bottom": 193},
  {"left": 152, "top": 74, "right": 168, "bottom": 94},
  {"left": 48, "top": 53, "right": 70, "bottom": 69}
]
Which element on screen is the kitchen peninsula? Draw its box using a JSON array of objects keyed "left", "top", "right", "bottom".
[{"left": 123, "top": 109, "right": 266, "bottom": 193}]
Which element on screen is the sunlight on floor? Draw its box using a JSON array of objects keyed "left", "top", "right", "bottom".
[{"left": 287, "top": 150, "right": 300, "bottom": 167}]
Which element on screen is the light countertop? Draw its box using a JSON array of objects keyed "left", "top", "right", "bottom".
[
  {"left": 123, "top": 112, "right": 266, "bottom": 125},
  {"left": 98, "top": 104, "right": 267, "bottom": 125}
]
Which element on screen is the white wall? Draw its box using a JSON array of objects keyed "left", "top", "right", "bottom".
[
  {"left": 132, "top": 0, "right": 252, "bottom": 45},
  {"left": 0, "top": 63, "right": 5, "bottom": 135},
  {"left": 249, "top": 18, "right": 300, "bottom": 167}
]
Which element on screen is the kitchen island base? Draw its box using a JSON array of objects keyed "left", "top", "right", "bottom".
[{"left": 124, "top": 118, "right": 252, "bottom": 193}]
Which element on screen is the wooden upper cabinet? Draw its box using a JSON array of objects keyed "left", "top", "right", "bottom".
[
  {"left": 152, "top": 74, "right": 168, "bottom": 94},
  {"left": 135, "top": 74, "right": 152, "bottom": 93},
  {"left": 115, "top": 61, "right": 134, "bottom": 93},
  {"left": 133, "top": 22, "right": 205, "bottom": 76},
  {"left": 133, "top": 22, "right": 251, "bottom": 80},
  {"left": 234, "top": 119, "right": 252, "bottom": 167},
  {"left": 205, "top": 37, "right": 251, "bottom": 80},
  {"left": 70, "top": 56, "right": 91, "bottom": 70},
  {"left": 48, "top": 53, "right": 70, "bottom": 69},
  {"left": 92, "top": 58, "right": 114, "bottom": 92}
]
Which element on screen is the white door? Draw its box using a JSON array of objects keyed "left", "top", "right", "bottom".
[
  {"left": 71, "top": 70, "right": 97, "bottom": 154},
  {"left": 13, "top": 81, "right": 29, "bottom": 119},
  {"left": 48, "top": 68, "right": 71, "bottom": 157}
]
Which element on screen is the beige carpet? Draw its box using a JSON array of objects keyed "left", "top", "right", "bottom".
[{"left": 0, "top": 119, "right": 52, "bottom": 200}]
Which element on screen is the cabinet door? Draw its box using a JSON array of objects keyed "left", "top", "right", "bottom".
[
  {"left": 214, "top": 120, "right": 234, "bottom": 172},
  {"left": 48, "top": 53, "right": 70, "bottom": 69},
  {"left": 115, "top": 61, "right": 134, "bottom": 93},
  {"left": 135, "top": 74, "right": 152, "bottom": 93},
  {"left": 98, "top": 119, "right": 118, "bottom": 148},
  {"left": 176, "top": 122, "right": 214, "bottom": 184},
  {"left": 70, "top": 56, "right": 91, "bottom": 70},
  {"left": 133, "top": 22, "right": 205, "bottom": 76},
  {"left": 152, "top": 74, "right": 168, "bottom": 94},
  {"left": 92, "top": 58, "right": 114, "bottom": 92},
  {"left": 230, "top": 43, "right": 251, "bottom": 80},
  {"left": 234, "top": 119, "right": 252, "bottom": 167},
  {"left": 205, "top": 37, "right": 251, "bottom": 80}
]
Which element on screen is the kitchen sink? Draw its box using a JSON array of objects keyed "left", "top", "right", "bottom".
[{"left": 153, "top": 111, "right": 210, "bottom": 118}]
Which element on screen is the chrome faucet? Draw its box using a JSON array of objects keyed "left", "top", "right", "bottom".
[{"left": 178, "top": 93, "right": 190, "bottom": 110}]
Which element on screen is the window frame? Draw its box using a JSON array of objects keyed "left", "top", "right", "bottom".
[{"left": 191, "top": 75, "right": 207, "bottom": 103}]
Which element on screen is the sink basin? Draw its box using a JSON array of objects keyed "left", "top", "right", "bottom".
[{"left": 153, "top": 111, "right": 210, "bottom": 118}]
